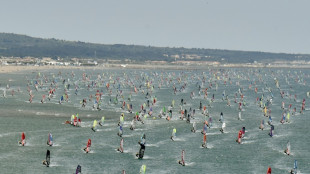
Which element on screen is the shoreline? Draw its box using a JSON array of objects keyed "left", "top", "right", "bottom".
[{"left": 1, "top": 63, "right": 310, "bottom": 74}]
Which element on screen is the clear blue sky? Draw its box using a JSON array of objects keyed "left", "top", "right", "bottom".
[{"left": 1, "top": 0, "right": 309, "bottom": 54}]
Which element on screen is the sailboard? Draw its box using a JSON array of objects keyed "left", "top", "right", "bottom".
[
  {"left": 42, "top": 150, "right": 50, "bottom": 167},
  {"left": 178, "top": 150, "right": 185, "bottom": 166}
]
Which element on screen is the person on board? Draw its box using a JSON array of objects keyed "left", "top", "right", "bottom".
[
  {"left": 178, "top": 150, "right": 185, "bottom": 166},
  {"left": 18, "top": 132, "right": 26, "bottom": 146},
  {"left": 47, "top": 133, "right": 53, "bottom": 146},
  {"left": 83, "top": 139, "right": 92, "bottom": 153},
  {"left": 202, "top": 133, "right": 207, "bottom": 148},
  {"left": 117, "top": 139, "right": 124, "bottom": 153},
  {"left": 136, "top": 134, "right": 146, "bottom": 159},
  {"left": 42, "top": 150, "right": 50, "bottom": 167},
  {"left": 236, "top": 130, "right": 242, "bottom": 144}
]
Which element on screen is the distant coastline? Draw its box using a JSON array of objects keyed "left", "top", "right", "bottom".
[
  {"left": 1, "top": 33, "right": 310, "bottom": 65},
  {"left": 1, "top": 62, "right": 310, "bottom": 74}
]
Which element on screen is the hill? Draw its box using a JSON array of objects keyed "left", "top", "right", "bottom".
[{"left": 0, "top": 33, "right": 309, "bottom": 63}]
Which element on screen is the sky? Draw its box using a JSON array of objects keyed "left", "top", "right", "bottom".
[{"left": 1, "top": 0, "right": 309, "bottom": 54}]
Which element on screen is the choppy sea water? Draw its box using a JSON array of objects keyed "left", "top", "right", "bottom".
[{"left": 0, "top": 68, "right": 309, "bottom": 174}]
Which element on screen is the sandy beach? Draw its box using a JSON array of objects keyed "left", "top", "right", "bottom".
[
  {"left": 0, "top": 65, "right": 99, "bottom": 73},
  {"left": 0, "top": 64, "right": 197, "bottom": 74}
]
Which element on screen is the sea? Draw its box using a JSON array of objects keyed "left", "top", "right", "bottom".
[{"left": 0, "top": 67, "right": 309, "bottom": 174}]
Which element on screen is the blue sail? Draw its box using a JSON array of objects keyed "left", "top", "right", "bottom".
[
  {"left": 294, "top": 160, "right": 297, "bottom": 170},
  {"left": 49, "top": 133, "right": 53, "bottom": 142}
]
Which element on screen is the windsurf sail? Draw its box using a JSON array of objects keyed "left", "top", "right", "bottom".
[
  {"left": 202, "top": 134, "right": 207, "bottom": 148},
  {"left": 84, "top": 139, "right": 92, "bottom": 153},
  {"left": 242, "top": 127, "right": 245, "bottom": 137},
  {"left": 171, "top": 128, "right": 176, "bottom": 140},
  {"left": 269, "top": 125, "right": 274, "bottom": 137},
  {"left": 139, "top": 164, "right": 146, "bottom": 174},
  {"left": 140, "top": 134, "right": 146, "bottom": 145},
  {"left": 119, "top": 114, "right": 124, "bottom": 125},
  {"left": 179, "top": 150, "right": 185, "bottom": 166},
  {"left": 281, "top": 113, "right": 286, "bottom": 123},
  {"left": 260, "top": 120, "right": 265, "bottom": 130},
  {"left": 266, "top": 166, "right": 271, "bottom": 174},
  {"left": 286, "top": 141, "right": 291, "bottom": 155},
  {"left": 99, "top": 116, "right": 105, "bottom": 126},
  {"left": 294, "top": 160, "right": 297, "bottom": 171},
  {"left": 71, "top": 115, "right": 75, "bottom": 124},
  {"left": 20, "top": 132, "right": 26, "bottom": 146},
  {"left": 118, "top": 126, "right": 123, "bottom": 137},
  {"left": 202, "top": 123, "right": 207, "bottom": 134},
  {"left": 192, "top": 122, "right": 196, "bottom": 132},
  {"left": 209, "top": 117, "right": 212, "bottom": 127},
  {"left": 76, "top": 165, "right": 81, "bottom": 174},
  {"left": 137, "top": 134, "right": 146, "bottom": 159},
  {"left": 137, "top": 148, "right": 145, "bottom": 159},
  {"left": 48, "top": 133, "right": 53, "bottom": 146},
  {"left": 268, "top": 116, "right": 272, "bottom": 124},
  {"left": 130, "top": 119, "right": 135, "bottom": 130},
  {"left": 59, "top": 95, "right": 64, "bottom": 104},
  {"left": 120, "top": 139, "right": 124, "bottom": 152},
  {"left": 149, "top": 107, "right": 153, "bottom": 116},
  {"left": 73, "top": 116, "right": 78, "bottom": 126},
  {"left": 87, "top": 139, "right": 91, "bottom": 148},
  {"left": 92, "top": 120, "right": 97, "bottom": 131},
  {"left": 22, "top": 132, "right": 25, "bottom": 141},
  {"left": 287, "top": 112, "right": 290, "bottom": 122},
  {"left": 44, "top": 150, "right": 50, "bottom": 167},
  {"left": 237, "top": 130, "right": 242, "bottom": 144},
  {"left": 219, "top": 112, "right": 224, "bottom": 122}
]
